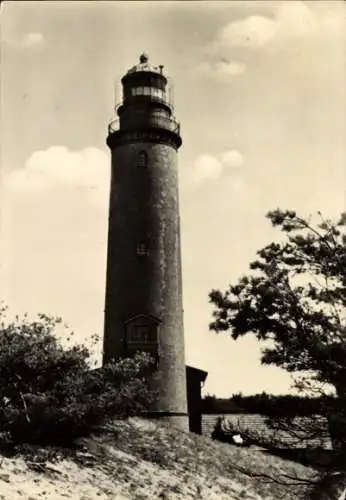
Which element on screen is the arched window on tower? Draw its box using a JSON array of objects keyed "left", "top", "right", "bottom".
[
  {"left": 136, "top": 240, "right": 150, "bottom": 256},
  {"left": 123, "top": 314, "right": 160, "bottom": 370},
  {"left": 137, "top": 150, "right": 148, "bottom": 168}
]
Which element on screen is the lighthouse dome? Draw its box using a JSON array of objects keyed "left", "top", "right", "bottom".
[{"left": 127, "top": 54, "right": 164, "bottom": 75}]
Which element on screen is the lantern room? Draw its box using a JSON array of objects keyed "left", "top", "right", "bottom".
[{"left": 120, "top": 53, "right": 172, "bottom": 108}]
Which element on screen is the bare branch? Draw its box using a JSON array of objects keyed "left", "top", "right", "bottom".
[{"left": 12, "top": 374, "right": 31, "bottom": 424}]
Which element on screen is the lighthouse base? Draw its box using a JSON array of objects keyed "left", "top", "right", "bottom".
[{"left": 142, "top": 411, "right": 189, "bottom": 432}]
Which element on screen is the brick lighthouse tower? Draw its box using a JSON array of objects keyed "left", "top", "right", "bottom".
[{"left": 103, "top": 54, "right": 188, "bottom": 430}]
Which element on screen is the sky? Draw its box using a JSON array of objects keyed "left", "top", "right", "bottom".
[{"left": 1, "top": 1, "right": 345, "bottom": 397}]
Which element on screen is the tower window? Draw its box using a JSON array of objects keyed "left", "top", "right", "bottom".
[
  {"left": 130, "top": 325, "right": 153, "bottom": 343},
  {"left": 123, "top": 314, "right": 160, "bottom": 370},
  {"left": 137, "top": 241, "right": 149, "bottom": 256},
  {"left": 137, "top": 150, "right": 148, "bottom": 168},
  {"left": 126, "top": 324, "right": 159, "bottom": 366},
  {"left": 131, "top": 87, "right": 165, "bottom": 101}
]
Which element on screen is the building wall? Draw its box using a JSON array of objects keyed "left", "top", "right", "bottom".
[
  {"left": 201, "top": 413, "right": 333, "bottom": 449},
  {"left": 186, "top": 372, "right": 204, "bottom": 434},
  {"left": 103, "top": 140, "right": 188, "bottom": 428}
]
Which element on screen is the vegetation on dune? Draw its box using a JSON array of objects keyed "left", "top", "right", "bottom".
[
  {"left": 0, "top": 303, "right": 324, "bottom": 499},
  {"left": 0, "top": 209, "right": 345, "bottom": 498},
  {"left": 0, "top": 417, "right": 320, "bottom": 500},
  {"left": 0, "top": 303, "right": 156, "bottom": 448}
]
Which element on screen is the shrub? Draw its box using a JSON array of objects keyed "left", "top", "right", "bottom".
[{"left": 0, "top": 305, "right": 156, "bottom": 446}]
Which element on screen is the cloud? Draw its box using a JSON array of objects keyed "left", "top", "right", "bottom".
[
  {"left": 192, "top": 155, "right": 223, "bottom": 182},
  {"left": 2, "top": 146, "right": 110, "bottom": 348},
  {"left": 4, "top": 146, "right": 109, "bottom": 207},
  {"left": 183, "top": 149, "right": 244, "bottom": 185},
  {"left": 219, "top": 150, "right": 244, "bottom": 169},
  {"left": 192, "top": 59, "right": 246, "bottom": 83},
  {"left": 217, "top": 15, "right": 277, "bottom": 49},
  {"left": 208, "top": 1, "right": 345, "bottom": 54},
  {"left": 191, "top": 2, "right": 344, "bottom": 83},
  {"left": 21, "top": 32, "right": 45, "bottom": 48}
]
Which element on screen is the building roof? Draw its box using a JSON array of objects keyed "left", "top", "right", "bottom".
[{"left": 186, "top": 365, "right": 208, "bottom": 382}]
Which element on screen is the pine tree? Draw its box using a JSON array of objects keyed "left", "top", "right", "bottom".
[{"left": 209, "top": 209, "right": 346, "bottom": 458}]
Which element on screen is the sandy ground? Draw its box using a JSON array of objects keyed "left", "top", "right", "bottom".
[{"left": 0, "top": 418, "right": 317, "bottom": 500}]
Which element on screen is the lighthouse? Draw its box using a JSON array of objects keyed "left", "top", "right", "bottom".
[{"left": 103, "top": 54, "right": 189, "bottom": 430}]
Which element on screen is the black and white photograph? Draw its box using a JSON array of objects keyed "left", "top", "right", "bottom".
[{"left": 1, "top": 1, "right": 346, "bottom": 499}]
